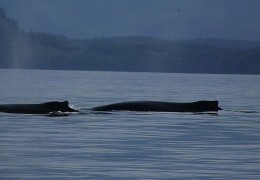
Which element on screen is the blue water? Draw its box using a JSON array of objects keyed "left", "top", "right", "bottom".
[{"left": 0, "top": 69, "right": 260, "bottom": 179}]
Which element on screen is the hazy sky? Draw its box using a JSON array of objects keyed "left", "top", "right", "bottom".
[{"left": 1, "top": 0, "right": 260, "bottom": 40}]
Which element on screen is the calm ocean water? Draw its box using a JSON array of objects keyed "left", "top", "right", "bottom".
[{"left": 0, "top": 69, "right": 259, "bottom": 179}]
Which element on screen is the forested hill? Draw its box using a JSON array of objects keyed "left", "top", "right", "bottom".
[{"left": 1, "top": 8, "right": 260, "bottom": 74}]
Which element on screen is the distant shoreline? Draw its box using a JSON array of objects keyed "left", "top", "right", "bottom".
[{"left": 1, "top": 8, "right": 260, "bottom": 75}]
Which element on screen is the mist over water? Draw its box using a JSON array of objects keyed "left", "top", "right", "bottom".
[{"left": 9, "top": 35, "right": 34, "bottom": 69}]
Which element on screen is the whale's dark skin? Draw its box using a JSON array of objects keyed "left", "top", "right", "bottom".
[
  {"left": 0, "top": 100, "right": 222, "bottom": 114},
  {"left": 0, "top": 101, "right": 78, "bottom": 114},
  {"left": 91, "top": 100, "right": 222, "bottom": 112}
]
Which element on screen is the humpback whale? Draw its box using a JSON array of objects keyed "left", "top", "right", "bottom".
[
  {"left": 91, "top": 100, "right": 222, "bottom": 112},
  {"left": 0, "top": 100, "right": 222, "bottom": 115},
  {"left": 0, "top": 101, "right": 78, "bottom": 114}
]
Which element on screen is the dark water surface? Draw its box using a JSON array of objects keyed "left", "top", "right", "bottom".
[{"left": 0, "top": 69, "right": 259, "bottom": 179}]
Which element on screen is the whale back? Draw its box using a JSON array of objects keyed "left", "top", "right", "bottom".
[
  {"left": 44, "top": 101, "right": 69, "bottom": 111},
  {"left": 0, "top": 100, "right": 221, "bottom": 114},
  {"left": 91, "top": 100, "right": 222, "bottom": 112},
  {"left": 0, "top": 101, "right": 78, "bottom": 114},
  {"left": 183, "top": 100, "right": 222, "bottom": 112},
  {"left": 42, "top": 101, "right": 78, "bottom": 113}
]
